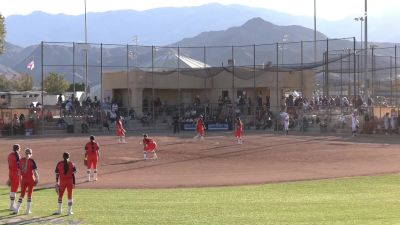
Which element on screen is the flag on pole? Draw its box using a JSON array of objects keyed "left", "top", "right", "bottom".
[{"left": 27, "top": 59, "right": 35, "bottom": 70}]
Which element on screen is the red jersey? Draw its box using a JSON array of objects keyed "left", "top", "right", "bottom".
[
  {"left": 85, "top": 141, "right": 100, "bottom": 157},
  {"left": 143, "top": 137, "right": 157, "bottom": 152},
  {"left": 196, "top": 118, "right": 205, "bottom": 130},
  {"left": 8, "top": 152, "right": 20, "bottom": 177},
  {"left": 19, "top": 158, "right": 38, "bottom": 182},
  {"left": 236, "top": 121, "right": 243, "bottom": 132},
  {"left": 143, "top": 137, "right": 154, "bottom": 145},
  {"left": 116, "top": 120, "right": 125, "bottom": 136},
  {"left": 55, "top": 160, "right": 76, "bottom": 182}
]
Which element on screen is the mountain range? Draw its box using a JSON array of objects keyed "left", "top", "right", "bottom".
[
  {"left": 4, "top": 3, "right": 400, "bottom": 47},
  {"left": 0, "top": 5, "right": 397, "bottom": 89}
]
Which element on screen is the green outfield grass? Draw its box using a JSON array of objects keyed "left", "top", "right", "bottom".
[{"left": 1, "top": 175, "right": 400, "bottom": 225}]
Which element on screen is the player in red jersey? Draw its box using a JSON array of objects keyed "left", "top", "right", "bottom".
[
  {"left": 235, "top": 117, "right": 244, "bottom": 144},
  {"left": 14, "top": 148, "right": 39, "bottom": 215},
  {"left": 193, "top": 115, "right": 205, "bottom": 140},
  {"left": 116, "top": 116, "right": 127, "bottom": 144},
  {"left": 54, "top": 152, "right": 77, "bottom": 215},
  {"left": 85, "top": 135, "right": 100, "bottom": 181},
  {"left": 7, "top": 144, "right": 21, "bottom": 211},
  {"left": 142, "top": 134, "right": 158, "bottom": 160}
]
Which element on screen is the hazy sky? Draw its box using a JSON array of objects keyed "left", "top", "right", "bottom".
[{"left": 0, "top": 0, "right": 398, "bottom": 20}]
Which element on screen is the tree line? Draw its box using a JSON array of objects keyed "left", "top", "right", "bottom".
[{"left": 0, "top": 72, "right": 85, "bottom": 95}]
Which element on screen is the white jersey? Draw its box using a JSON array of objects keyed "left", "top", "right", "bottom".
[
  {"left": 390, "top": 115, "right": 396, "bottom": 129},
  {"left": 282, "top": 112, "right": 289, "bottom": 130},
  {"left": 351, "top": 115, "right": 359, "bottom": 131},
  {"left": 384, "top": 116, "right": 390, "bottom": 130}
]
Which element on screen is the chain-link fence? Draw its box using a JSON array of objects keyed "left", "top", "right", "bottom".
[{"left": 2, "top": 38, "right": 400, "bottom": 136}]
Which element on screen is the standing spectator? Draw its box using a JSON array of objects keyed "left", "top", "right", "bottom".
[
  {"left": 57, "top": 94, "right": 63, "bottom": 106},
  {"left": 247, "top": 97, "right": 252, "bottom": 115},
  {"left": 74, "top": 98, "right": 81, "bottom": 115},
  {"left": 111, "top": 102, "right": 118, "bottom": 113},
  {"left": 93, "top": 96, "right": 99, "bottom": 108},
  {"left": 391, "top": 111, "right": 398, "bottom": 134},
  {"left": 384, "top": 112, "right": 390, "bottom": 135},
  {"left": 65, "top": 100, "right": 73, "bottom": 116},
  {"left": 54, "top": 152, "right": 77, "bottom": 215},
  {"left": 281, "top": 110, "right": 289, "bottom": 135},
  {"left": 351, "top": 112, "right": 359, "bottom": 137},
  {"left": 172, "top": 114, "right": 180, "bottom": 134},
  {"left": 13, "top": 148, "right": 39, "bottom": 215}
]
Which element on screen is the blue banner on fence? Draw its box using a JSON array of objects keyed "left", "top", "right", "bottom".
[
  {"left": 208, "top": 123, "right": 229, "bottom": 131},
  {"left": 183, "top": 123, "right": 229, "bottom": 131},
  {"left": 183, "top": 123, "right": 196, "bottom": 131}
]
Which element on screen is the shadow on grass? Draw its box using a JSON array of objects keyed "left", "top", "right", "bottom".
[{"left": 2, "top": 214, "right": 83, "bottom": 225}]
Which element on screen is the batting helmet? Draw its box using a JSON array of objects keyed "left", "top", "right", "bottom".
[{"left": 90, "top": 135, "right": 95, "bottom": 141}]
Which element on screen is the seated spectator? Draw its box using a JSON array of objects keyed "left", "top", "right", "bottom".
[
  {"left": 57, "top": 118, "right": 66, "bottom": 129},
  {"left": 81, "top": 115, "right": 89, "bottom": 133},
  {"left": 129, "top": 108, "right": 136, "bottom": 120},
  {"left": 141, "top": 113, "right": 150, "bottom": 126},
  {"left": 46, "top": 110, "right": 54, "bottom": 122},
  {"left": 109, "top": 111, "right": 117, "bottom": 123},
  {"left": 25, "top": 119, "right": 34, "bottom": 136},
  {"left": 111, "top": 102, "right": 118, "bottom": 113}
]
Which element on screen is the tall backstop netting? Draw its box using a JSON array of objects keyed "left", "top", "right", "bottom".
[{"left": 2, "top": 37, "right": 400, "bottom": 135}]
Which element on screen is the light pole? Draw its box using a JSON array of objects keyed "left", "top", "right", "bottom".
[
  {"left": 84, "top": 0, "right": 88, "bottom": 100},
  {"left": 370, "top": 44, "right": 378, "bottom": 97},
  {"left": 279, "top": 34, "right": 288, "bottom": 65},
  {"left": 132, "top": 35, "right": 139, "bottom": 68},
  {"left": 314, "top": 0, "right": 317, "bottom": 62},
  {"left": 364, "top": 0, "right": 368, "bottom": 102},
  {"left": 344, "top": 48, "right": 352, "bottom": 97},
  {"left": 354, "top": 17, "right": 364, "bottom": 50}
]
